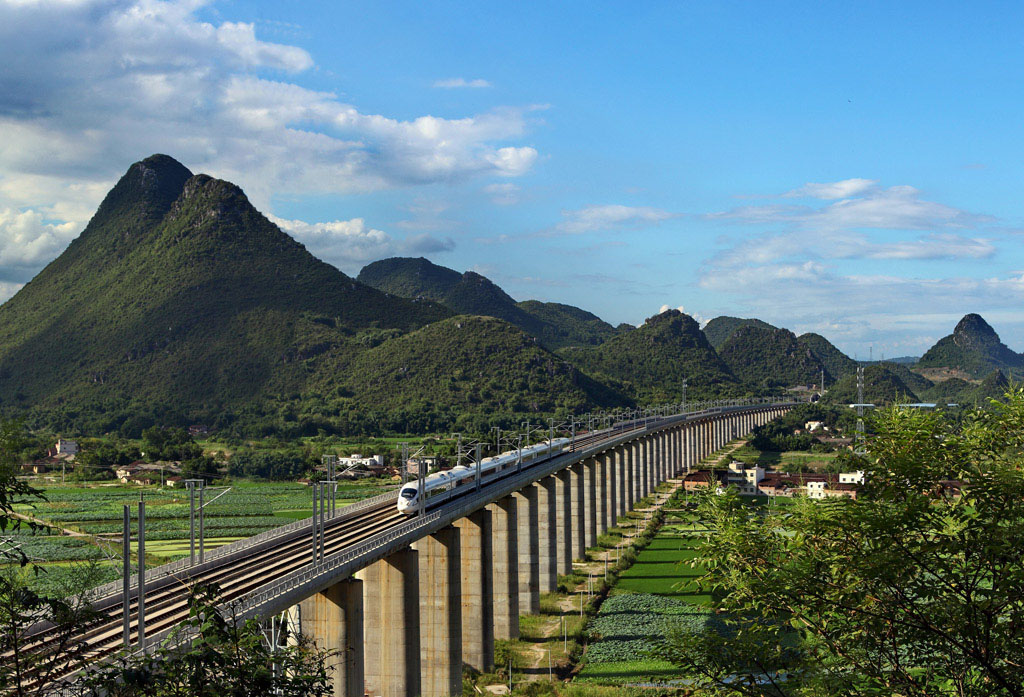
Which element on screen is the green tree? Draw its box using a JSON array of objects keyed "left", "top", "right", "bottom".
[
  {"left": 663, "top": 389, "right": 1024, "bottom": 696},
  {"left": 83, "top": 584, "right": 331, "bottom": 697},
  {"left": 0, "top": 562, "right": 105, "bottom": 697},
  {"left": 0, "top": 418, "right": 43, "bottom": 566}
]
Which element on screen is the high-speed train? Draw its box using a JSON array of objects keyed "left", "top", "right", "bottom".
[{"left": 397, "top": 437, "right": 572, "bottom": 514}]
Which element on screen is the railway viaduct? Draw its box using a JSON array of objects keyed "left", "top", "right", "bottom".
[{"left": 30, "top": 401, "right": 794, "bottom": 697}]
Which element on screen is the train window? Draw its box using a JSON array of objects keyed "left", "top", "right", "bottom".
[{"left": 400, "top": 490, "right": 416, "bottom": 499}]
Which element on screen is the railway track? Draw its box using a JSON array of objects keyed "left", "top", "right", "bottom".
[{"left": 9, "top": 415, "right": 679, "bottom": 691}]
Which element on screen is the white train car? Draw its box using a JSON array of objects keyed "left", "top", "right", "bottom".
[{"left": 397, "top": 437, "right": 571, "bottom": 514}]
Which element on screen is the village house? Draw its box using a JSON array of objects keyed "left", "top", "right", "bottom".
[
  {"left": 683, "top": 461, "right": 864, "bottom": 501},
  {"left": 45, "top": 438, "right": 78, "bottom": 459}
]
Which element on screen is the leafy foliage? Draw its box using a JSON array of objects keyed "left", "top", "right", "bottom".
[
  {"left": 0, "top": 418, "right": 45, "bottom": 566},
  {"left": 663, "top": 389, "right": 1024, "bottom": 696},
  {"left": 587, "top": 594, "right": 724, "bottom": 664},
  {"left": 82, "top": 584, "right": 331, "bottom": 697}
]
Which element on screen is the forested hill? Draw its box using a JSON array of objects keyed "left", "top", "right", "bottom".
[
  {"left": 560, "top": 310, "right": 741, "bottom": 403},
  {"left": 0, "top": 156, "right": 457, "bottom": 429},
  {"left": 917, "top": 313, "right": 1024, "bottom": 378},
  {"left": 357, "top": 257, "right": 618, "bottom": 349},
  {"left": 797, "top": 333, "right": 858, "bottom": 382},
  {"left": 718, "top": 325, "right": 827, "bottom": 388},
  {"left": 702, "top": 316, "right": 777, "bottom": 350},
  {"left": 0, "top": 156, "right": 629, "bottom": 436}
]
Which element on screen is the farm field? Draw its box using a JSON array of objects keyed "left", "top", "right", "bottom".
[
  {"left": 729, "top": 444, "right": 840, "bottom": 471},
  {"left": 577, "top": 509, "right": 717, "bottom": 685},
  {"left": 6, "top": 478, "right": 397, "bottom": 596}
]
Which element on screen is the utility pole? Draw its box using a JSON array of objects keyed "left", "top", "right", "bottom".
[
  {"left": 138, "top": 494, "right": 146, "bottom": 651},
  {"left": 185, "top": 479, "right": 206, "bottom": 565},
  {"left": 417, "top": 448, "right": 426, "bottom": 516},
  {"left": 122, "top": 505, "right": 130, "bottom": 649},
  {"left": 311, "top": 481, "right": 319, "bottom": 565},
  {"left": 682, "top": 378, "right": 688, "bottom": 414},
  {"left": 856, "top": 365, "right": 866, "bottom": 454},
  {"left": 474, "top": 443, "right": 482, "bottom": 490}
]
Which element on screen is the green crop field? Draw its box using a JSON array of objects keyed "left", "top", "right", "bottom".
[
  {"left": 5, "top": 478, "right": 397, "bottom": 596},
  {"left": 578, "top": 507, "right": 721, "bottom": 685}
]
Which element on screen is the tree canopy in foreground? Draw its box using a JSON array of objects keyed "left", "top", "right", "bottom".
[{"left": 664, "top": 389, "right": 1024, "bottom": 696}]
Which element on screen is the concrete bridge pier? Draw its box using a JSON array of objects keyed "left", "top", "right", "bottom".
[
  {"left": 595, "top": 453, "right": 609, "bottom": 534},
  {"left": 455, "top": 510, "right": 494, "bottom": 673},
  {"left": 358, "top": 548, "right": 420, "bottom": 697},
  {"left": 537, "top": 476, "right": 559, "bottom": 593},
  {"left": 299, "top": 578, "right": 364, "bottom": 697},
  {"left": 634, "top": 441, "right": 644, "bottom": 499},
  {"left": 673, "top": 429, "right": 682, "bottom": 476},
  {"left": 583, "top": 459, "right": 597, "bottom": 548},
  {"left": 647, "top": 438, "right": 656, "bottom": 490},
  {"left": 659, "top": 431, "right": 667, "bottom": 481},
  {"left": 570, "top": 463, "right": 586, "bottom": 561},
  {"left": 487, "top": 496, "right": 519, "bottom": 639},
  {"left": 616, "top": 446, "right": 628, "bottom": 518},
  {"left": 606, "top": 450, "right": 618, "bottom": 527},
  {"left": 514, "top": 487, "right": 540, "bottom": 614},
  {"left": 414, "top": 528, "right": 462, "bottom": 697},
  {"left": 555, "top": 469, "right": 574, "bottom": 575}
]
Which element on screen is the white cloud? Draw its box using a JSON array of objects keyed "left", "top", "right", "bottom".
[
  {"left": 713, "top": 184, "right": 989, "bottom": 232},
  {"left": 0, "top": 281, "right": 23, "bottom": 304},
  {"left": 0, "top": 0, "right": 539, "bottom": 290},
  {"left": 483, "top": 183, "right": 520, "bottom": 205},
  {"left": 699, "top": 263, "right": 1024, "bottom": 354},
  {"left": 433, "top": 77, "right": 492, "bottom": 89},
  {"left": 555, "top": 205, "right": 675, "bottom": 235},
  {"left": 784, "top": 178, "right": 877, "bottom": 200},
  {"left": 0, "top": 207, "right": 80, "bottom": 277},
  {"left": 270, "top": 215, "right": 453, "bottom": 274}
]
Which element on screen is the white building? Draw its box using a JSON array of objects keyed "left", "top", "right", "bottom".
[
  {"left": 839, "top": 470, "right": 865, "bottom": 485},
  {"left": 55, "top": 439, "right": 78, "bottom": 455},
  {"left": 339, "top": 454, "right": 385, "bottom": 468}
]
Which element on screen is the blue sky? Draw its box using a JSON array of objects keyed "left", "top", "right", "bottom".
[{"left": 1, "top": 1, "right": 1023, "bottom": 357}]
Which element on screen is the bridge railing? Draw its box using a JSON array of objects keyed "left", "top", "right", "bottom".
[
  {"left": 88, "top": 485, "right": 400, "bottom": 601},
  {"left": 223, "top": 400, "right": 798, "bottom": 623}
]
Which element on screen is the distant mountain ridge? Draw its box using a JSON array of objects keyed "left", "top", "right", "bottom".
[
  {"left": 797, "top": 333, "right": 858, "bottom": 383},
  {"left": 357, "top": 257, "right": 619, "bottom": 350},
  {"left": 917, "top": 313, "right": 1024, "bottom": 378},
  {"left": 718, "top": 325, "right": 827, "bottom": 388},
  {"left": 1, "top": 155, "right": 1018, "bottom": 437},
  {"left": 703, "top": 316, "right": 777, "bottom": 350},
  {"left": 561, "top": 310, "right": 741, "bottom": 403},
  {"left": 0, "top": 155, "right": 620, "bottom": 435}
]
